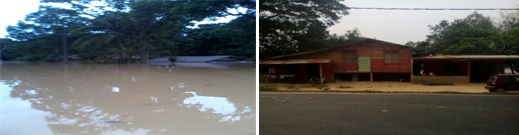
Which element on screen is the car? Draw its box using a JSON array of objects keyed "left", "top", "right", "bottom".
[{"left": 485, "top": 74, "right": 519, "bottom": 92}]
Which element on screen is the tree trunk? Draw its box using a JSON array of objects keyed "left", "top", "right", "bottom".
[
  {"left": 0, "top": 47, "right": 5, "bottom": 61},
  {"left": 506, "top": 63, "right": 516, "bottom": 74},
  {"left": 139, "top": 38, "right": 146, "bottom": 64},
  {"left": 62, "top": 33, "right": 68, "bottom": 64}
]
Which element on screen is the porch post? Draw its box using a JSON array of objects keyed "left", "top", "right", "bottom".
[
  {"left": 370, "top": 72, "right": 373, "bottom": 82},
  {"left": 467, "top": 60, "right": 471, "bottom": 83},
  {"left": 502, "top": 60, "right": 506, "bottom": 73},
  {"left": 319, "top": 64, "right": 323, "bottom": 84},
  {"left": 410, "top": 58, "right": 413, "bottom": 82}
]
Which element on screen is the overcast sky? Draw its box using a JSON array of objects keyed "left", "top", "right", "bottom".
[
  {"left": 328, "top": 0, "right": 519, "bottom": 45},
  {"left": 0, "top": 0, "right": 242, "bottom": 38}
]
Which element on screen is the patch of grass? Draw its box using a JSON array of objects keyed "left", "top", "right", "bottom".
[
  {"left": 287, "top": 84, "right": 297, "bottom": 89},
  {"left": 323, "top": 87, "right": 330, "bottom": 91},
  {"left": 259, "top": 85, "right": 277, "bottom": 91},
  {"left": 316, "top": 84, "right": 328, "bottom": 89},
  {"left": 338, "top": 85, "right": 352, "bottom": 89}
]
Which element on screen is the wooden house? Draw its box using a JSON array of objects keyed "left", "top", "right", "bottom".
[
  {"left": 147, "top": 55, "right": 249, "bottom": 63},
  {"left": 259, "top": 38, "right": 413, "bottom": 83}
]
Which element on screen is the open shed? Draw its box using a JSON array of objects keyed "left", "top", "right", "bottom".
[{"left": 413, "top": 55, "right": 519, "bottom": 83}]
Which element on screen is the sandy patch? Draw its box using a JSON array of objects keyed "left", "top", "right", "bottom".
[{"left": 260, "top": 82, "right": 498, "bottom": 93}]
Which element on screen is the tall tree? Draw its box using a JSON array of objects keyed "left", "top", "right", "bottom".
[
  {"left": 326, "top": 28, "right": 364, "bottom": 46},
  {"left": 184, "top": 15, "right": 256, "bottom": 59},
  {"left": 4, "top": 0, "right": 256, "bottom": 63},
  {"left": 425, "top": 12, "right": 499, "bottom": 55},
  {"left": 0, "top": 38, "right": 14, "bottom": 60},
  {"left": 259, "top": 0, "right": 349, "bottom": 59},
  {"left": 73, "top": 0, "right": 254, "bottom": 63},
  {"left": 497, "top": 8, "right": 519, "bottom": 73},
  {"left": 7, "top": 5, "right": 89, "bottom": 63}
]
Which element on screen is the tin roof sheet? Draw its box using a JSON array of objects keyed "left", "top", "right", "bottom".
[
  {"left": 264, "top": 38, "right": 412, "bottom": 60},
  {"left": 147, "top": 56, "right": 246, "bottom": 62},
  {"left": 259, "top": 59, "right": 332, "bottom": 65},
  {"left": 414, "top": 55, "right": 519, "bottom": 60}
]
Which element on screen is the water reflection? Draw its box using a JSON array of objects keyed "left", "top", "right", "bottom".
[
  {"left": 183, "top": 91, "right": 253, "bottom": 123},
  {"left": 0, "top": 62, "right": 255, "bottom": 134}
]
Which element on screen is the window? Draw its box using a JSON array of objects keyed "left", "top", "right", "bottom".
[
  {"left": 444, "top": 64, "right": 460, "bottom": 75},
  {"left": 343, "top": 51, "right": 358, "bottom": 63},
  {"left": 384, "top": 50, "right": 399, "bottom": 63},
  {"left": 503, "top": 76, "right": 519, "bottom": 82}
]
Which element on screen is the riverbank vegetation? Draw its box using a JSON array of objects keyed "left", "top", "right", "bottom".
[{"left": 0, "top": 0, "right": 256, "bottom": 63}]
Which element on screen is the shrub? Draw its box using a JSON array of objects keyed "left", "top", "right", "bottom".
[
  {"left": 287, "top": 84, "right": 297, "bottom": 89},
  {"left": 259, "top": 85, "right": 277, "bottom": 91},
  {"left": 339, "top": 85, "right": 352, "bottom": 89}
]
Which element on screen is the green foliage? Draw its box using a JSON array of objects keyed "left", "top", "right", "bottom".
[
  {"left": 182, "top": 16, "right": 256, "bottom": 59},
  {"left": 168, "top": 56, "right": 177, "bottom": 63},
  {"left": 286, "top": 84, "right": 297, "bottom": 89},
  {"left": 338, "top": 85, "right": 352, "bottom": 89},
  {"left": 19, "top": 55, "right": 44, "bottom": 62},
  {"left": 498, "top": 9, "right": 519, "bottom": 73},
  {"left": 410, "top": 11, "right": 519, "bottom": 73},
  {"left": 0, "top": 38, "right": 15, "bottom": 60},
  {"left": 424, "top": 12, "right": 499, "bottom": 55},
  {"left": 326, "top": 28, "right": 364, "bottom": 46},
  {"left": 4, "top": 0, "right": 256, "bottom": 63},
  {"left": 259, "top": 0, "right": 349, "bottom": 59},
  {"left": 259, "top": 85, "right": 277, "bottom": 91}
]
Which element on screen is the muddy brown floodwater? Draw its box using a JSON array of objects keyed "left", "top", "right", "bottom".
[{"left": 0, "top": 62, "right": 256, "bottom": 134}]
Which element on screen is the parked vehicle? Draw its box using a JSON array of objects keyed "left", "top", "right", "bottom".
[{"left": 485, "top": 74, "right": 519, "bottom": 92}]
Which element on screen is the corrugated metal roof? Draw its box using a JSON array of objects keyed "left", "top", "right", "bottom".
[
  {"left": 264, "top": 38, "right": 412, "bottom": 60},
  {"left": 414, "top": 55, "right": 519, "bottom": 60},
  {"left": 146, "top": 56, "right": 246, "bottom": 62},
  {"left": 259, "top": 59, "right": 332, "bottom": 65}
]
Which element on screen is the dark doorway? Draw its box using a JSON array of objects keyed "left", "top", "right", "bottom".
[
  {"left": 413, "top": 63, "right": 422, "bottom": 75},
  {"left": 307, "top": 64, "right": 319, "bottom": 81},
  {"left": 471, "top": 62, "right": 503, "bottom": 83},
  {"left": 470, "top": 63, "right": 480, "bottom": 83}
]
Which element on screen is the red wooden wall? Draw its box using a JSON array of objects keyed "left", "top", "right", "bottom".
[
  {"left": 277, "top": 40, "right": 413, "bottom": 73},
  {"left": 330, "top": 41, "right": 412, "bottom": 73}
]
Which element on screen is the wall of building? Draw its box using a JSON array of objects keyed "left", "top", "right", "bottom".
[
  {"left": 259, "top": 63, "right": 333, "bottom": 83},
  {"left": 264, "top": 40, "right": 413, "bottom": 82},
  {"left": 414, "top": 60, "right": 469, "bottom": 76},
  {"left": 331, "top": 41, "right": 412, "bottom": 73}
]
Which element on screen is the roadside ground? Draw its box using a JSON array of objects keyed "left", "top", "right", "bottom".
[{"left": 259, "top": 82, "right": 519, "bottom": 94}]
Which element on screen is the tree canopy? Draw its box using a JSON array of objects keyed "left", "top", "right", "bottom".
[
  {"left": 411, "top": 11, "right": 519, "bottom": 73},
  {"left": 1, "top": 0, "right": 256, "bottom": 63},
  {"left": 259, "top": 0, "right": 349, "bottom": 59}
]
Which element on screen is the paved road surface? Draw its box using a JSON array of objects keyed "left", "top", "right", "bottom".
[{"left": 259, "top": 92, "right": 519, "bottom": 135}]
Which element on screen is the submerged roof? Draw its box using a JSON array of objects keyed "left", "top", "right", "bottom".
[
  {"left": 259, "top": 59, "right": 333, "bottom": 65},
  {"left": 414, "top": 55, "right": 519, "bottom": 60},
  {"left": 147, "top": 56, "right": 247, "bottom": 62},
  {"left": 264, "top": 38, "right": 411, "bottom": 60}
]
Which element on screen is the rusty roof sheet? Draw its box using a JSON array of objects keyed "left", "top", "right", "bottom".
[
  {"left": 264, "top": 38, "right": 412, "bottom": 60},
  {"left": 259, "top": 59, "right": 332, "bottom": 65},
  {"left": 414, "top": 55, "right": 519, "bottom": 60}
]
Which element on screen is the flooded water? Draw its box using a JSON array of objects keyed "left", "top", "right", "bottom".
[{"left": 0, "top": 62, "right": 256, "bottom": 134}]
